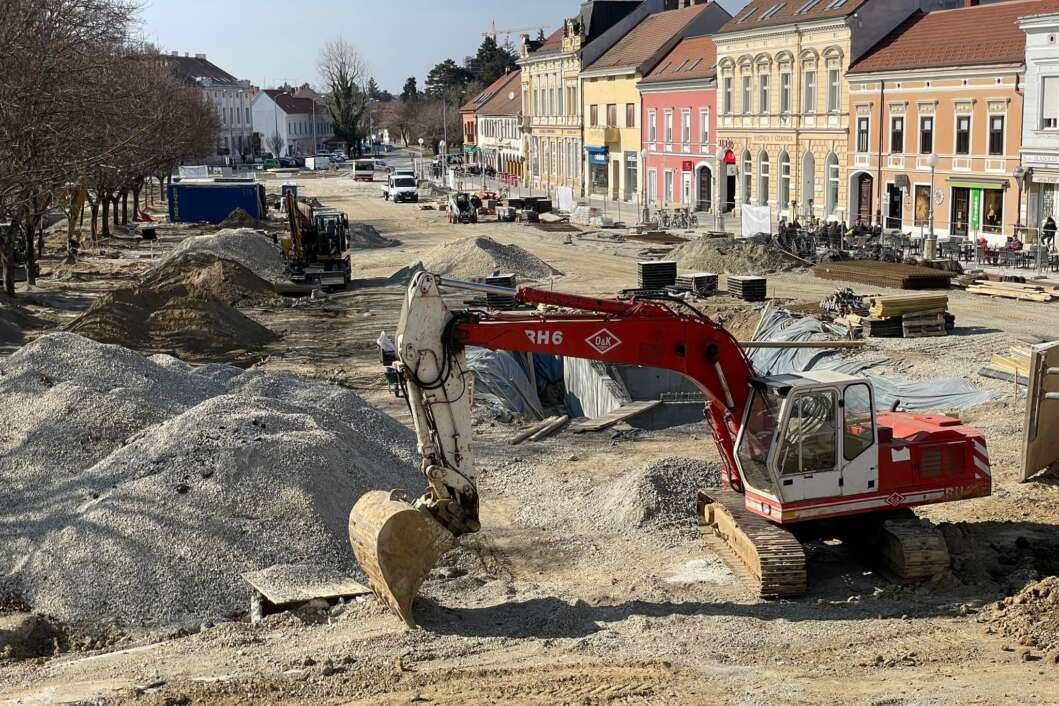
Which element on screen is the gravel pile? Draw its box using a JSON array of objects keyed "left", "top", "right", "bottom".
[
  {"left": 141, "top": 252, "right": 279, "bottom": 306},
  {"left": 981, "top": 576, "right": 1059, "bottom": 656},
  {"left": 670, "top": 239, "right": 803, "bottom": 275},
  {"left": 218, "top": 208, "right": 268, "bottom": 230},
  {"left": 151, "top": 228, "right": 287, "bottom": 284},
  {"left": 0, "top": 294, "right": 49, "bottom": 346},
  {"left": 597, "top": 457, "right": 721, "bottom": 531},
  {"left": 421, "top": 236, "right": 562, "bottom": 281},
  {"left": 348, "top": 223, "right": 399, "bottom": 250},
  {"left": 0, "top": 333, "right": 421, "bottom": 626}
]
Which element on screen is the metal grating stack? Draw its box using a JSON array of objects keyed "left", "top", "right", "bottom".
[
  {"left": 675, "top": 272, "right": 719, "bottom": 296},
  {"left": 638, "top": 260, "right": 677, "bottom": 290},
  {"left": 485, "top": 273, "right": 518, "bottom": 309},
  {"left": 813, "top": 261, "right": 954, "bottom": 290},
  {"left": 863, "top": 316, "right": 904, "bottom": 338},
  {"left": 727, "top": 276, "right": 767, "bottom": 302}
]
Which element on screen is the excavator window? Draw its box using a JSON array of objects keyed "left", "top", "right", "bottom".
[
  {"left": 778, "top": 390, "right": 837, "bottom": 476},
  {"left": 738, "top": 387, "right": 780, "bottom": 490},
  {"left": 843, "top": 383, "right": 875, "bottom": 461}
]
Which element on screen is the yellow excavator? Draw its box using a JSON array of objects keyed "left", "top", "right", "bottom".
[
  {"left": 350, "top": 273, "right": 990, "bottom": 627},
  {"left": 280, "top": 192, "right": 351, "bottom": 288}
]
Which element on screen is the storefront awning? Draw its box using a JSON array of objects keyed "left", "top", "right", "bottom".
[
  {"left": 946, "top": 178, "right": 1010, "bottom": 190},
  {"left": 463, "top": 145, "right": 479, "bottom": 154},
  {"left": 894, "top": 174, "right": 910, "bottom": 191}
]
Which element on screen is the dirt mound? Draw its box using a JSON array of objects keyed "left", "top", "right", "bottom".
[
  {"left": 153, "top": 228, "right": 287, "bottom": 284},
  {"left": 670, "top": 239, "right": 803, "bottom": 275},
  {"left": 0, "top": 294, "right": 49, "bottom": 346},
  {"left": 348, "top": 222, "right": 400, "bottom": 249},
  {"left": 142, "top": 252, "right": 278, "bottom": 305},
  {"left": 218, "top": 207, "right": 267, "bottom": 230},
  {"left": 0, "top": 333, "right": 421, "bottom": 626},
  {"left": 64, "top": 284, "right": 276, "bottom": 362},
  {"left": 982, "top": 576, "right": 1059, "bottom": 656},
  {"left": 421, "top": 236, "right": 562, "bottom": 281},
  {"left": 598, "top": 457, "right": 721, "bottom": 531}
]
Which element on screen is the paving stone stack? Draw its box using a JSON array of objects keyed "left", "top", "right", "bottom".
[
  {"left": 675, "top": 272, "right": 718, "bottom": 296},
  {"left": 638, "top": 260, "right": 678, "bottom": 290},
  {"left": 727, "top": 275, "right": 767, "bottom": 302}
]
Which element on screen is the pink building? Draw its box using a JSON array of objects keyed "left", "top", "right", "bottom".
[{"left": 639, "top": 35, "right": 718, "bottom": 212}]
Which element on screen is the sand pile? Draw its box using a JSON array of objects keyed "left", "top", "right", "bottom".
[
  {"left": 152, "top": 228, "right": 287, "bottom": 284},
  {"left": 348, "top": 222, "right": 399, "bottom": 249},
  {"left": 981, "top": 576, "right": 1059, "bottom": 655},
  {"left": 142, "top": 252, "right": 279, "bottom": 306},
  {"left": 64, "top": 284, "right": 276, "bottom": 362},
  {"left": 421, "top": 236, "right": 562, "bottom": 280},
  {"left": 0, "top": 294, "right": 49, "bottom": 346},
  {"left": 218, "top": 208, "right": 268, "bottom": 230},
  {"left": 670, "top": 239, "right": 803, "bottom": 275},
  {"left": 598, "top": 457, "right": 721, "bottom": 531},
  {"left": 0, "top": 333, "right": 421, "bottom": 626}
]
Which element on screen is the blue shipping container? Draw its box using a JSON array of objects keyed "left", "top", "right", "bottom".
[{"left": 167, "top": 182, "right": 266, "bottom": 224}]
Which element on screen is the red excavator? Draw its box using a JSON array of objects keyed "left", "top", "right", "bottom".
[{"left": 350, "top": 273, "right": 991, "bottom": 626}]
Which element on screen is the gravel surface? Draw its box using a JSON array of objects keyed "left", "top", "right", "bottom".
[
  {"left": 0, "top": 333, "right": 420, "bottom": 626},
  {"left": 597, "top": 456, "right": 721, "bottom": 531},
  {"left": 0, "top": 294, "right": 48, "bottom": 346},
  {"left": 348, "top": 223, "right": 399, "bottom": 250},
  {"left": 151, "top": 228, "right": 287, "bottom": 284},
  {"left": 421, "top": 236, "right": 562, "bottom": 281}
]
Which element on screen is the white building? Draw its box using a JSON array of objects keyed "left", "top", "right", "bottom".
[
  {"left": 1020, "top": 10, "right": 1059, "bottom": 237},
  {"left": 250, "top": 89, "right": 333, "bottom": 157},
  {"left": 475, "top": 71, "right": 524, "bottom": 178},
  {"left": 164, "top": 52, "right": 253, "bottom": 163}
]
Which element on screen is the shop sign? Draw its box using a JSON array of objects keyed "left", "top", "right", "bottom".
[
  {"left": 970, "top": 188, "right": 982, "bottom": 230},
  {"left": 682, "top": 160, "right": 694, "bottom": 171}
]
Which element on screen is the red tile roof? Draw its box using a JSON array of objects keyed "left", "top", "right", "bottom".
[
  {"left": 719, "top": 0, "right": 868, "bottom": 33},
  {"left": 849, "top": 0, "right": 1059, "bottom": 74},
  {"left": 459, "top": 71, "right": 516, "bottom": 113},
  {"left": 262, "top": 89, "right": 319, "bottom": 115},
  {"left": 640, "top": 34, "right": 717, "bottom": 84},
  {"left": 537, "top": 26, "right": 565, "bottom": 53},
  {"left": 585, "top": 4, "right": 711, "bottom": 72},
  {"left": 478, "top": 71, "right": 522, "bottom": 116}
]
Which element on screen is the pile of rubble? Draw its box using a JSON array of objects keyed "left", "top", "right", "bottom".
[
  {"left": 981, "top": 576, "right": 1059, "bottom": 660},
  {"left": 0, "top": 333, "right": 421, "bottom": 627}
]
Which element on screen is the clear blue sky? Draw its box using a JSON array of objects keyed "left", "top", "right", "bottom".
[{"left": 139, "top": 0, "right": 747, "bottom": 93}]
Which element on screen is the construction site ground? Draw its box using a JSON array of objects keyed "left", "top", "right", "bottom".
[{"left": 3, "top": 173, "right": 1059, "bottom": 706}]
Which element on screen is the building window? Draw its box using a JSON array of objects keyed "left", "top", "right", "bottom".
[
  {"left": 759, "top": 74, "right": 770, "bottom": 114},
  {"left": 983, "top": 188, "right": 1003, "bottom": 234},
  {"left": 1043, "top": 76, "right": 1059, "bottom": 129},
  {"left": 758, "top": 152, "right": 769, "bottom": 206},
  {"left": 955, "top": 115, "right": 971, "bottom": 154},
  {"left": 779, "top": 151, "right": 791, "bottom": 207},
  {"left": 915, "top": 185, "right": 930, "bottom": 227},
  {"left": 724, "top": 77, "right": 733, "bottom": 114},
  {"left": 606, "top": 103, "right": 617, "bottom": 128},
  {"left": 700, "top": 109, "right": 709, "bottom": 145},
  {"left": 988, "top": 115, "right": 1004, "bottom": 155},
  {"left": 664, "top": 110, "right": 673, "bottom": 143},
  {"left": 648, "top": 168, "right": 658, "bottom": 202},
  {"left": 664, "top": 170, "right": 674, "bottom": 203},
  {"left": 743, "top": 151, "right": 752, "bottom": 204},
  {"left": 856, "top": 117, "right": 870, "bottom": 153},
  {"left": 827, "top": 69, "right": 839, "bottom": 113},
  {"left": 590, "top": 105, "right": 599, "bottom": 127},
  {"left": 890, "top": 116, "right": 904, "bottom": 154},
  {"left": 742, "top": 75, "right": 752, "bottom": 114},
  {"left": 682, "top": 110, "right": 691, "bottom": 144},
  {"left": 803, "top": 70, "right": 816, "bottom": 113},
  {"left": 826, "top": 153, "right": 840, "bottom": 215},
  {"left": 780, "top": 72, "right": 791, "bottom": 113},
  {"left": 626, "top": 103, "right": 636, "bottom": 128},
  {"left": 920, "top": 116, "right": 934, "bottom": 154},
  {"left": 648, "top": 110, "right": 657, "bottom": 142}
]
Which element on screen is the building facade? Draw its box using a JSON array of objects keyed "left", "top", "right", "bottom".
[
  {"left": 713, "top": 0, "right": 926, "bottom": 224},
  {"left": 476, "top": 71, "right": 525, "bottom": 178},
  {"left": 459, "top": 72, "right": 515, "bottom": 167},
  {"left": 164, "top": 52, "right": 253, "bottom": 162},
  {"left": 846, "top": 2, "right": 1054, "bottom": 243},
  {"left": 638, "top": 35, "right": 718, "bottom": 212},
  {"left": 1020, "top": 8, "right": 1059, "bottom": 239},
  {"left": 581, "top": 3, "right": 729, "bottom": 203},
  {"left": 250, "top": 90, "right": 333, "bottom": 157}
]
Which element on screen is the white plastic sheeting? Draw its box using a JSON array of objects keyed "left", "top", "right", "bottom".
[
  {"left": 556, "top": 187, "right": 576, "bottom": 213},
  {"left": 465, "top": 348, "right": 544, "bottom": 420},
  {"left": 750, "top": 309, "right": 1002, "bottom": 412},
  {"left": 564, "top": 357, "right": 629, "bottom": 419},
  {"left": 740, "top": 204, "right": 772, "bottom": 238}
]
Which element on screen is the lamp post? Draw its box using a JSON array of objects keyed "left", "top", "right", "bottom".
[
  {"left": 925, "top": 152, "right": 939, "bottom": 259},
  {"left": 1013, "top": 164, "right": 1026, "bottom": 234}
]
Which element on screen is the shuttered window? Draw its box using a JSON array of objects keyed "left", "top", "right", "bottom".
[{"left": 1043, "top": 76, "right": 1059, "bottom": 129}]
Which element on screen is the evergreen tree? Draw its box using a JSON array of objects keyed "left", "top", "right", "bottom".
[
  {"left": 476, "top": 35, "right": 518, "bottom": 86},
  {"left": 401, "top": 76, "right": 418, "bottom": 102},
  {"left": 424, "top": 59, "right": 472, "bottom": 98}
]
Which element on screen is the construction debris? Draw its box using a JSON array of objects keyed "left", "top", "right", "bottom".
[
  {"left": 814, "top": 261, "right": 954, "bottom": 290},
  {"left": 966, "top": 280, "right": 1058, "bottom": 302}
]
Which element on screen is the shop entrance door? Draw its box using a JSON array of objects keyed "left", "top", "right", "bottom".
[
  {"left": 951, "top": 187, "right": 970, "bottom": 237},
  {"left": 886, "top": 183, "right": 903, "bottom": 230}
]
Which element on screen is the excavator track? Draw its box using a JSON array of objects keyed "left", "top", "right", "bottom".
[
  {"left": 873, "top": 510, "right": 950, "bottom": 581},
  {"left": 697, "top": 488, "right": 807, "bottom": 598}
]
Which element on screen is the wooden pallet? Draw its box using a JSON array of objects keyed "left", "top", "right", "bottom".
[
  {"left": 569, "top": 400, "right": 662, "bottom": 433},
  {"left": 902, "top": 310, "right": 947, "bottom": 338},
  {"left": 966, "top": 283, "right": 1055, "bottom": 302}
]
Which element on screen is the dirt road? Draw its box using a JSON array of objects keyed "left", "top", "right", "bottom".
[{"left": 2, "top": 174, "right": 1058, "bottom": 706}]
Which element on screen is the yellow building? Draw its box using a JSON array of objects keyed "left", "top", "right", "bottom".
[
  {"left": 580, "top": 3, "right": 730, "bottom": 202},
  {"left": 713, "top": 0, "right": 925, "bottom": 224}
]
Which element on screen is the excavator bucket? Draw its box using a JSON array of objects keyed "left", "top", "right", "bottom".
[{"left": 348, "top": 490, "right": 456, "bottom": 628}]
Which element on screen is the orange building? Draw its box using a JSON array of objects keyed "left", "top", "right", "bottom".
[{"left": 845, "top": 1, "right": 1059, "bottom": 243}]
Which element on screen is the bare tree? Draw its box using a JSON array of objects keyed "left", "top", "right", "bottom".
[
  {"left": 318, "top": 38, "right": 369, "bottom": 157},
  {"left": 266, "top": 132, "right": 286, "bottom": 158}
]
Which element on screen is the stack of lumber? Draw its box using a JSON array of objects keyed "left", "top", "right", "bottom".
[
  {"left": 965, "top": 280, "right": 1059, "bottom": 302},
  {"left": 869, "top": 294, "right": 949, "bottom": 318},
  {"left": 979, "top": 345, "right": 1033, "bottom": 386},
  {"left": 864, "top": 294, "right": 952, "bottom": 339}
]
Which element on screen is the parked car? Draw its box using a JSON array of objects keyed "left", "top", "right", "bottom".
[
  {"left": 277, "top": 156, "right": 297, "bottom": 168},
  {"left": 330, "top": 152, "right": 346, "bottom": 162},
  {"left": 374, "top": 159, "right": 388, "bottom": 171}
]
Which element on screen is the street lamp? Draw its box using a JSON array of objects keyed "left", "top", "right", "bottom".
[
  {"left": 1013, "top": 164, "right": 1027, "bottom": 232},
  {"left": 925, "top": 152, "right": 939, "bottom": 259}
]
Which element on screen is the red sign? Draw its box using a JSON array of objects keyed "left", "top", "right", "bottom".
[
  {"left": 682, "top": 160, "right": 694, "bottom": 171},
  {"left": 723, "top": 149, "right": 737, "bottom": 165}
]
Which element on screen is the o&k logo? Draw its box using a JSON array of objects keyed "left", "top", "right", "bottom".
[{"left": 585, "top": 329, "right": 621, "bottom": 355}]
